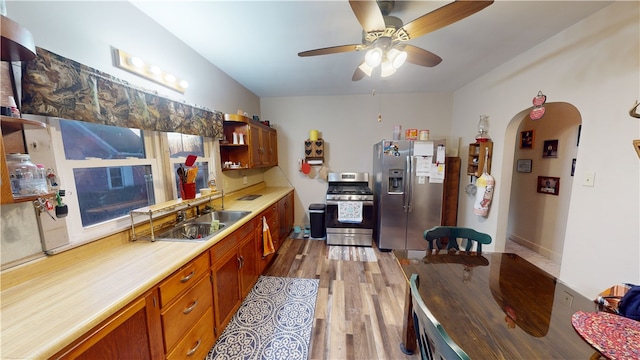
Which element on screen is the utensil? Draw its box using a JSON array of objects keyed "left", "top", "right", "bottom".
[
  {"left": 185, "top": 154, "right": 197, "bottom": 167},
  {"left": 187, "top": 166, "right": 198, "bottom": 183},
  {"left": 177, "top": 166, "right": 187, "bottom": 184}
]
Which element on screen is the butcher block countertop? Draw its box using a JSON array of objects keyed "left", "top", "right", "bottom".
[{"left": 0, "top": 185, "right": 293, "bottom": 359}]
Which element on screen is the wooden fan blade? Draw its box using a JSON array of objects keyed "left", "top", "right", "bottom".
[
  {"left": 352, "top": 64, "right": 367, "bottom": 81},
  {"left": 401, "top": 0, "right": 493, "bottom": 40},
  {"left": 349, "top": 0, "right": 386, "bottom": 32},
  {"left": 298, "top": 44, "right": 360, "bottom": 57},
  {"left": 404, "top": 45, "right": 443, "bottom": 67}
]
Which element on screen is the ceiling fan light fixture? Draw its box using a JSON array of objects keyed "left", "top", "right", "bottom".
[
  {"left": 358, "top": 62, "right": 374, "bottom": 77},
  {"left": 380, "top": 60, "right": 396, "bottom": 78},
  {"left": 365, "top": 47, "right": 383, "bottom": 68},
  {"left": 388, "top": 48, "right": 407, "bottom": 69}
]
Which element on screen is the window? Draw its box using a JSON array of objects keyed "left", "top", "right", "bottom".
[
  {"left": 57, "top": 119, "right": 156, "bottom": 227},
  {"left": 46, "top": 118, "right": 217, "bottom": 245},
  {"left": 166, "top": 132, "right": 213, "bottom": 199}
]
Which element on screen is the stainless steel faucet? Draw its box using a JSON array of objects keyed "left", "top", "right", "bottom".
[{"left": 176, "top": 210, "right": 186, "bottom": 223}]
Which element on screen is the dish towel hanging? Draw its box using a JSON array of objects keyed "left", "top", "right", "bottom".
[
  {"left": 338, "top": 201, "right": 363, "bottom": 223},
  {"left": 262, "top": 216, "right": 275, "bottom": 257}
]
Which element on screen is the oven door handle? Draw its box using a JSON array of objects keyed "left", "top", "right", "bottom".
[{"left": 326, "top": 200, "right": 373, "bottom": 206}]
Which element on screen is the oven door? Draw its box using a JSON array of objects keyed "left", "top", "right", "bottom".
[{"left": 325, "top": 200, "right": 374, "bottom": 230}]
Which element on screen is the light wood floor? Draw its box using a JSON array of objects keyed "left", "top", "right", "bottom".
[{"left": 263, "top": 238, "right": 420, "bottom": 360}]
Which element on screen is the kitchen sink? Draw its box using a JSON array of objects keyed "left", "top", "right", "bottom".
[
  {"left": 155, "top": 210, "right": 251, "bottom": 242},
  {"left": 238, "top": 194, "right": 262, "bottom": 201},
  {"left": 156, "top": 222, "right": 225, "bottom": 241},
  {"left": 194, "top": 210, "right": 252, "bottom": 224}
]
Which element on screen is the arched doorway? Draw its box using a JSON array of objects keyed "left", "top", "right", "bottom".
[{"left": 497, "top": 102, "right": 582, "bottom": 271}]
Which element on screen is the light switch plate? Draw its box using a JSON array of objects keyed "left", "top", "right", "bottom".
[{"left": 582, "top": 172, "right": 595, "bottom": 187}]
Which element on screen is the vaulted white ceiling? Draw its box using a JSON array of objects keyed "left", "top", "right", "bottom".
[{"left": 131, "top": 1, "right": 613, "bottom": 97}]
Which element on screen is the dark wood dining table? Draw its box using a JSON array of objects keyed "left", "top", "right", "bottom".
[{"left": 393, "top": 250, "right": 599, "bottom": 359}]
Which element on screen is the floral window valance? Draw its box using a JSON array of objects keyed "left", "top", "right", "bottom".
[{"left": 21, "top": 47, "right": 223, "bottom": 138}]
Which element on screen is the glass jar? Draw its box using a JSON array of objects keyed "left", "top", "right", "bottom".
[{"left": 5, "top": 153, "right": 49, "bottom": 197}]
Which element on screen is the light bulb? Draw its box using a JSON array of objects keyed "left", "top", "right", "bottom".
[
  {"left": 128, "top": 56, "right": 144, "bottom": 68},
  {"left": 164, "top": 74, "right": 176, "bottom": 83},
  {"left": 380, "top": 60, "right": 396, "bottom": 77},
  {"left": 388, "top": 48, "right": 407, "bottom": 69},
  {"left": 179, "top": 80, "right": 189, "bottom": 89},
  {"left": 365, "top": 48, "right": 383, "bottom": 68},
  {"left": 149, "top": 65, "right": 162, "bottom": 75}
]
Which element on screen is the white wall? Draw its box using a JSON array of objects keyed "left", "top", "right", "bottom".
[
  {"left": 261, "top": 93, "right": 453, "bottom": 225},
  {"left": 451, "top": 2, "right": 639, "bottom": 297}
]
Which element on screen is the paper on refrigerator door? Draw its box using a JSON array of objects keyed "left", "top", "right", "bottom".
[
  {"left": 413, "top": 141, "right": 433, "bottom": 156},
  {"left": 429, "top": 163, "right": 445, "bottom": 183},
  {"left": 415, "top": 156, "right": 432, "bottom": 176}
]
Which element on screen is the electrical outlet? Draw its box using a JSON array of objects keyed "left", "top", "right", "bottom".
[
  {"left": 242, "top": 176, "right": 248, "bottom": 185},
  {"left": 561, "top": 291, "right": 574, "bottom": 306},
  {"left": 582, "top": 172, "right": 595, "bottom": 187}
]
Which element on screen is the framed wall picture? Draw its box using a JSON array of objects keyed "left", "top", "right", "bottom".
[
  {"left": 537, "top": 176, "right": 560, "bottom": 195},
  {"left": 516, "top": 159, "right": 532, "bottom": 173},
  {"left": 520, "top": 130, "right": 534, "bottom": 149},
  {"left": 542, "top": 139, "right": 559, "bottom": 158}
]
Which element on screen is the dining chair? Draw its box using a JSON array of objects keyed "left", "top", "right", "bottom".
[
  {"left": 409, "top": 274, "right": 471, "bottom": 360},
  {"left": 423, "top": 226, "right": 492, "bottom": 253}
]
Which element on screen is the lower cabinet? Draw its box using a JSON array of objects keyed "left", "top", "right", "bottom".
[
  {"left": 53, "top": 289, "right": 164, "bottom": 360},
  {"left": 158, "top": 252, "right": 214, "bottom": 359},
  {"left": 210, "top": 219, "right": 258, "bottom": 334},
  {"left": 257, "top": 203, "right": 279, "bottom": 273},
  {"left": 277, "top": 191, "right": 294, "bottom": 241},
  {"left": 53, "top": 191, "right": 295, "bottom": 359}
]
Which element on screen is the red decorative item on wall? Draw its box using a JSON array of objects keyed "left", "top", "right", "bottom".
[{"left": 530, "top": 91, "right": 547, "bottom": 120}]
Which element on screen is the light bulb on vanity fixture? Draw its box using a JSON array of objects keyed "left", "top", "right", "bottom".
[{"left": 114, "top": 48, "right": 189, "bottom": 94}]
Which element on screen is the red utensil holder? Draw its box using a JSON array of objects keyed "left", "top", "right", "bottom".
[{"left": 181, "top": 181, "right": 196, "bottom": 200}]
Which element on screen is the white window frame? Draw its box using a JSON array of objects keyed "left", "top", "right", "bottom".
[{"left": 48, "top": 118, "right": 165, "bottom": 245}]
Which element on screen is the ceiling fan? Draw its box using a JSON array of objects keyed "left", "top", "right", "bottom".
[{"left": 298, "top": 0, "right": 494, "bottom": 81}]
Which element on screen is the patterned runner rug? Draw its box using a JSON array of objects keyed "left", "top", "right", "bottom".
[
  {"left": 206, "top": 276, "right": 319, "bottom": 360},
  {"left": 327, "top": 246, "right": 378, "bottom": 262}
]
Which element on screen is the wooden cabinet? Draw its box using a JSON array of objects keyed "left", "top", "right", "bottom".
[
  {"left": 441, "top": 157, "right": 461, "bottom": 227},
  {"left": 210, "top": 220, "right": 257, "bottom": 334},
  {"left": 157, "top": 252, "right": 214, "bottom": 359},
  {"left": 277, "top": 191, "right": 294, "bottom": 241},
  {"left": 467, "top": 141, "right": 493, "bottom": 177},
  {"left": 256, "top": 203, "right": 279, "bottom": 273},
  {"left": 1, "top": 115, "right": 51, "bottom": 204},
  {"left": 220, "top": 114, "right": 277, "bottom": 170},
  {"left": 268, "top": 128, "right": 278, "bottom": 165},
  {"left": 53, "top": 289, "right": 164, "bottom": 360}
]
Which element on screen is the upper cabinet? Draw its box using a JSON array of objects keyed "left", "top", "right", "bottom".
[
  {"left": 220, "top": 114, "right": 277, "bottom": 170},
  {"left": 1, "top": 15, "right": 37, "bottom": 61},
  {"left": 1, "top": 116, "right": 49, "bottom": 204},
  {"left": 467, "top": 141, "right": 493, "bottom": 177}
]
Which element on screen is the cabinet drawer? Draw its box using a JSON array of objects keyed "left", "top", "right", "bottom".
[
  {"left": 159, "top": 253, "right": 209, "bottom": 307},
  {"left": 165, "top": 307, "right": 215, "bottom": 360},
  {"left": 162, "top": 275, "right": 213, "bottom": 352}
]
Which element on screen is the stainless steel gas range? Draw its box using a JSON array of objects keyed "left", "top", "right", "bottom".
[{"left": 325, "top": 172, "right": 374, "bottom": 247}]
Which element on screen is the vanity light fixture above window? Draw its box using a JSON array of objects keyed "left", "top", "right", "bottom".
[{"left": 114, "top": 48, "right": 189, "bottom": 94}]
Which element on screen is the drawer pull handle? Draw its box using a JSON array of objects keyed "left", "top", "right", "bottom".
[
  {"left": 180, "top": 271, "right": 195, "bottom": 283},
  {"left": 186, "top": 339, "right": 201, "bottom": 356},
  {"left": 183, "top": 300, "right": 198, "bottom": 314}
]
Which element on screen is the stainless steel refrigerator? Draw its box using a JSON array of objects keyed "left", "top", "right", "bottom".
[{"left": 373, "top": 139, "right": 446, "bottom": 250}]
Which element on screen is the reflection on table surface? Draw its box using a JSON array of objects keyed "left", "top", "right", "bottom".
[{"left": 394, "top": 250, "right": 598, "bottom": 359}]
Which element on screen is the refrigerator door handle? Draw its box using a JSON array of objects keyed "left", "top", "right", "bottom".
[{"left": 405, "top": 155, "right": 412, "bottom": 211}]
